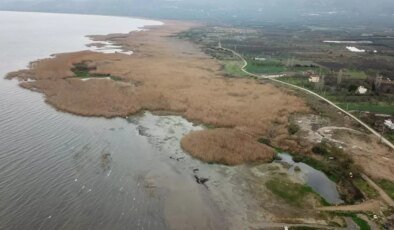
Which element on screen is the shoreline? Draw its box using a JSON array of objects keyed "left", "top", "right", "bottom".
[
  {"left": 7, "top": 20, "right": 309, "bottom": 165},
  {"left": 0, "top": 10, "right": 165, "bottom": 26}
]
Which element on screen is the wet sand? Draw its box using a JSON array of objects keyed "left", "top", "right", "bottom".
[{"left": 7, "top": 20, "right": 308, "bottom": 165}]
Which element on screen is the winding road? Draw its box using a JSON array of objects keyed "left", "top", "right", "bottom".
[
  {"left": 219, "top": 46, "right": 394, "bottom": 213},
  {"left": 221, "top": 46, "right": 394, "bottom": 150}
]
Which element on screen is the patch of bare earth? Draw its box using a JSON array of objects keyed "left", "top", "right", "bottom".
[
  {"left": 295, "top": 114, "right": 394, "bottom": 182},
  {"left": 7, "top": 21, "right": 308, "bottom": 165}
]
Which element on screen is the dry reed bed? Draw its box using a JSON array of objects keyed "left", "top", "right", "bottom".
[{"left": 7, "top": 21, "right": 308, "bottom": 165}]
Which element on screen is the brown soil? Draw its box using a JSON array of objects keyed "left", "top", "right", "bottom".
[
  {"left": 7, "top": 21, "right": 308, "bottom": 165},
  {"left": 317, "top": 199, "right": 382, "bottom": 212},
  {"left": 295, "top": 114, "right": 394, "bottom": 183},
  {"left": 332, "top": 129, "right": 394, "bottom": 182}
]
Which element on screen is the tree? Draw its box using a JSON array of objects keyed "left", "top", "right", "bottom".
[
  {"left": 337, "top": 69, "right": 343, "bottom": 89},
  {"left": 374, "top": 75, "right": 383, "bottom": 91}
]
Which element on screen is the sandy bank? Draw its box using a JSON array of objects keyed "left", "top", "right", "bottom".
[{"left": 7, "top": 20, "right": 309, "bottom": 165}]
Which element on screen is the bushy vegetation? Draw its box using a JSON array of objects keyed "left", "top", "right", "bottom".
[
  {"left": 71, "top": 62, "right": 122, "bottom": 81},
  {"left": 257, "top": 137, "right": 271, "bottom": 145},
  {"left": 337, "top": 212, "right": 370, "bottom": 230},
  {"left": 293, "top": 143, "right": 364, "bottom": 203},
  {"left": 353, "top": 178, "right": 379, "bottom": 199},
  {"left": 311, "top": 143, "right": 329, "bottom": 155},
  {"left": 288, "top": 122, "right": 300, "bottom": 135}
]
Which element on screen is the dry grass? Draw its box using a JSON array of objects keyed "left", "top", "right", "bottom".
[
  {"left": 181, "top": 128, "right": 275, "bottom": 165},
  {"left": 8, "top": 21, "right": 309, "bottom": 165}
]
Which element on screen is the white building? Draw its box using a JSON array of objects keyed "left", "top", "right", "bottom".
[
  {"left": 384, "top": 120, "right": 394, "bottom": 130},
  {"left": 356, "top": 86, "right": 368, "bottom": 94},
  {"left": 309, "top": 74, "right": 320, "bottom": 83},
  {"left": 254, "top": 57, "right": 266, "bottom": 61}
]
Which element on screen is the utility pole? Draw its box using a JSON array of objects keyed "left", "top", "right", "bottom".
[
  {"left": 380, "top": 125, "right": 386, "bottom": 144},
  {"left": 291, "top": 57, "right": 295, "bottom": 69},
  {"left": 374, "top": 74, "right": 383, "bottom": 91},
  {"left": 337, "top": 69, "right": 343, "bottom": 90}
]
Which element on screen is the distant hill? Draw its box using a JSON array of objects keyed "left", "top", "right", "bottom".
[{"left": 1, "top": 0, "right": 394, "bottom": 26}]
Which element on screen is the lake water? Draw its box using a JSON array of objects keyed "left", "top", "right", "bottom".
[{"left": 0, "top": 11, "right": 341, "bottom": 230}]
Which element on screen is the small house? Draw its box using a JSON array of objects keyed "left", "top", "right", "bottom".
[
  {"left": 254, "top": 57, "right": 266, "bottom": 61},
  {"left": 356, "top": 86, "right": 368, "bottom": 94},
  {"left": 309, "top": 74, "right": 320, "bottom": 83},
  {"left": 384, "top": 120, "right": 394, "bottom": 130}
]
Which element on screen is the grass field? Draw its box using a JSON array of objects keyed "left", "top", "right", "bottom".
[
  {"left": 265, "top": 177, "right": 318, "bottom": 207},
  {"left": 245, "top": 59, "right": 287, "bottom": 74},
  {"left": 222, "top": 60, "right": 249, "bottom": 77},
  {"left": 336, "top": 102, "right": 394, "bottom": 115},
  {"left": 343, "top": 69, "right": 368, "bottom": 79},
  {"left": 277, "top": 76, "right": 312, "bottom": 88}
]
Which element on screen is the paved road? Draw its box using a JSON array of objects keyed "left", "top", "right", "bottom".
[
  {"left": 221, "top": 46, "right": 394, "bottom": 213},
  {"left": 221, "top": 47, "right": 394, "bottom": 150}
]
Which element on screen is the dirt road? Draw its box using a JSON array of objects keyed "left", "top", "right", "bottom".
[
  {"left": 361, "top": 174, "right": 394, "bottom": 207},
  {"left": 222, "top": 46, "right": 394, "bottom": 150},
  {"left": 317, "top": 200, "right": 381, "bottom": 212}
]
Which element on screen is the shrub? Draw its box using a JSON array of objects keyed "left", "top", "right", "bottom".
[
  {"left": 312, "top": 144, "right": 329, "bottom": 155},
  {"left": 288, "top": 123, "right": 300, "bottom": 135}
]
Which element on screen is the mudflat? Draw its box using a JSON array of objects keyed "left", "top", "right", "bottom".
[{"left": 7, "top": 21, "right": 308, "bottom": 165}]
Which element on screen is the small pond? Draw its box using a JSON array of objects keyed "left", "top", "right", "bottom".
[{"left": 277, "top": 153, "right": 343, "bottom": 204}]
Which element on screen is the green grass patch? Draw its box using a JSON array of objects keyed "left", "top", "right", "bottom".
[
  {"left": 353, "top": 178, "right": 379, "bottom": 199},
  {"left": 71, "top": 62, "right": 122, "bottom": 81},
  {"left": 265, "top": 177, "right": 315, "bottom": 207},
  {"left": 337, "top": 212, "right": 370, "bottom": 230},
  {"left": 385, "top": 133, "right": 394, "bottom": 143},
  {"left": 343, "top": 69, "right": 368, "bottom": 79},
  {"left": 277, "top": 76, "right": 313, "bottom": 89},
  {"left": 246, "top": 59, "right": 287, "bottom": 74},
  {"left": 337, "top": 102, "right": 394, "bottom": 115},
  {"left": 376, "top": 179, "right": 394, "bottom": 200},
  {"left": 222, "top": 60, "right": 249, "bottom": 77},
  {"left": 352, "top": 216, "right": 371, "bottom": 230},
  {"left": 295, "top": 155, "right": 340, "bottom": 182}
]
